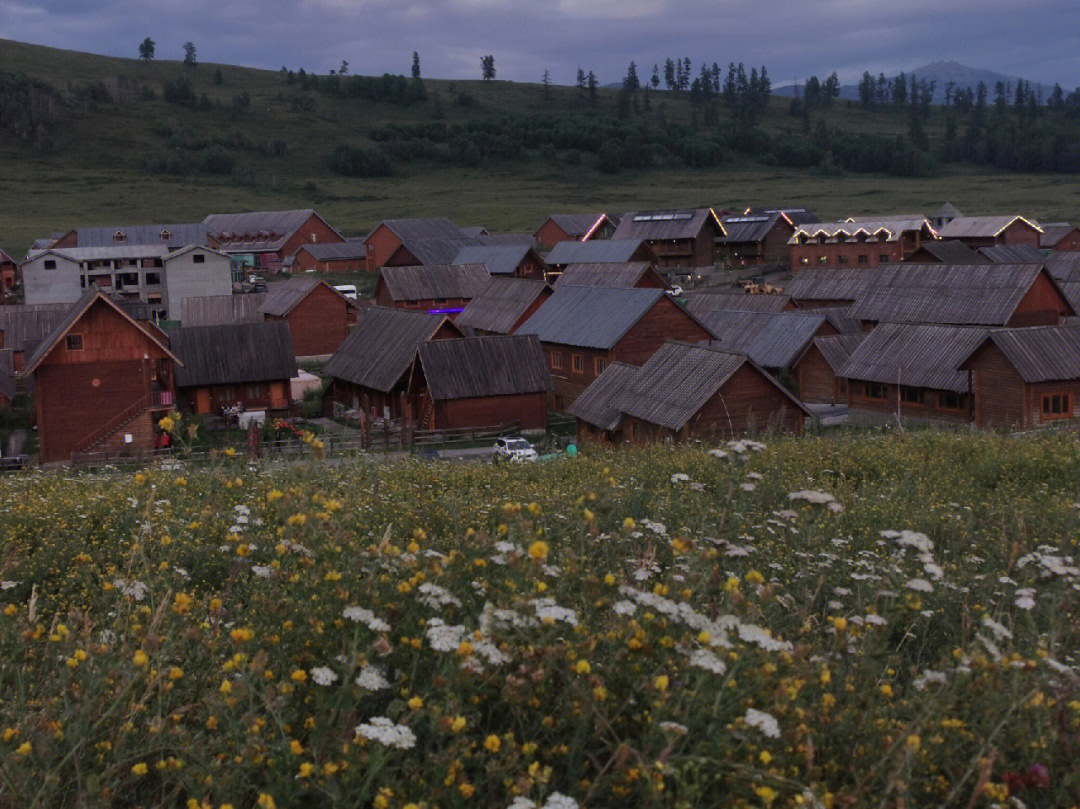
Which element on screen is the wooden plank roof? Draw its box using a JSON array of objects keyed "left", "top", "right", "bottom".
[
  {"left": 323, "top": 306, "right": 455, "bottom": 392},
  {"left": 1039, "top": 224, "right": 1080, "bottom": 248},
  {"left": 180, "top": 294, "right": 267, "bottom": 327},
  {"left": 977, "top": 244, "right": 1045, "bottom": 264},
  {"left": 1044, "top": 251, "right": 1080, "bottom": 281},
  {"left": 171, "top": 322, "right": 297, "bottom": 388},
  {"left": 260, "top": 276, "right": 354, "bottom": 317},
  {"left": 699, "top": 310, "right": 830, "bottom": 369},
  {"left": 685, "top": 291, "right": 790, "bottom": 318},
  {"left": 378, "top": 264, "right": 490, "bottom": 302},
  {"left": 545, "top": 238, "right": 652, "bottom": 266},
  {"left": 612, "top": 208, "right": 724, "bottom": 241},
  {"left": 453, "top": 243, "right": 540, "bottom": 275},
  {"left": 0, "top": 303, "right": 72, "bottom": 352},
  {"left": 542, "top": 213, "right": 610, "bottom": 239},
  {"left": 381, "top": 218, "right": 470, "bottom": 243},
  {"left": 565, "top": 362, "right": 639, "bottom": 431},
  {"left": 937, "top": 215, "right": 1041, "bottom": 239},
  {"left": 416, "top": 334, "right": 552, "bottom": 400},
  {"left": 518, "top": 285, "right": 666, "bottom": 349},
  {"left": 785, "top": 268, "right": 877, "bottom": 303},
  {"left": 299, "top": 241, "right": 367, "bottom": 261},
  {"left": 810, "top": 333, "right": 867, "bottom": 372},
  {"left": 971, "top": 325, "right": 1080, "bottom": 383},
  {"left": 555, "top": 262, "right": 660, "bottom": 288},
  {"left": 454, "top": 278, "right": 550, "bottom": 335},
  {"left": 906, "top": 240, "right": 985, "bottom": 264},
  {"left": 840, "top": 323, "right": 987, "bottom": 392}
]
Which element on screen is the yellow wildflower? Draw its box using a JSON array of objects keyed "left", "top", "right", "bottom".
[{"left": 484, "top": 734, "right": 501, "bottom": 753}]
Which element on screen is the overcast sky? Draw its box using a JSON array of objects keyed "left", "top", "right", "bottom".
[{"left": 3, "top": 0, "right": 1079, "bottom": 88}]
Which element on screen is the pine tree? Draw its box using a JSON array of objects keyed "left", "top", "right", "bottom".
[
  {"left": 412, "top": 52, "right": 421, "bottom": 79},
  {"left": 481, "top": 55, "right": 495, "bottom": 81},
  {"left": 576, "top": 68, "right": 586, "bottom": 93},
  {"left": 651, "top": 64, "right": 660, "bottom": 90},
  {"left": 542, "top": 69, "right": 551, "bottom": 103},
  {"left": 623, "top": 61, "right": 639, "bottom": 93},
  {"left": 587, "top": 70, "right": 598, "bottom": 101},
  {"left": 182, "top": 41, "right": 197, "bottom": 68},
  {"left": 663, "top": 58, "right": 676, "bottom": 91}
]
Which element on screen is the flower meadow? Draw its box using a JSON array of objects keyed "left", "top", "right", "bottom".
[{"left": 2, "top": 431, "right": 1080, "bottom": 808}]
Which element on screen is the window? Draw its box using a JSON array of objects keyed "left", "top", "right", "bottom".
[
  {"left": 192, "top": 253, "right": 205, "bottom": 264},
  {"left": 1041, "top": 392, "right": 1073, "bottom": 421},
  {"left": 572, "top": 354, "right": 584, "bottom": 373},
  {"left": 550, "top": 351, "right": 563, "bottom": 370},
  {"left": 595, "top": 358, "right": 607, "bottom": 375},
  {"left": 817, "top": 255, "right": 828, "bottom": 265},
  {"left": 799, "top": 257, "right": 809, "bottom": 266},
  {"left": 939, "top": 391, "right": 967, "bottom": 410},
  {"left": 65, "top": 334, "right": 83, "bottom": 351},
  {"left": 113, "top": 231, "right": 126, "bottom": 243},
  {"left": 857, "top": 254, "right": 869, "bottom": 265},
  {"left": 900, "top": 386, "right": 924, "bottom": 405},
  {"left": 836, "top": 254, "right": 847, "bottom": 265},
  {"left": 248, "top": 385, "right": 262, "bottom": 399},
  {"left": 145, "top": 272, "right": 162, "bottom": 285},
  {"left": 864, "top": 382, "right": 886, "bottom": 400},
  {"left": 160, "top": 229, "right": 172, "bottom": 241},
  {"left": 147, "top": 293, "right": 163, "bottom": 304},
  {"left": 879, "top": 254, "right": 890, "bottom": 264},
  {"left": 554, "top": 394, "right": 565, "bottom": 411},
  {"left": 43, "top": 259, "right": 57, "bottom": 270}
]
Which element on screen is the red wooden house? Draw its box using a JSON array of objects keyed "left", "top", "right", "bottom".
[
  {"left": 789, "top": 218, "right": 936, "bottom": 272},
  {"left": 203, "top": 209, "right": 345, "bottom": 274},
  {"left": 260, "top": 277, "right": 359, "bottom": 358},
  {"left": 517, "top": 285, "right": 714, "bottom": 410},
  {"left": 0, "top": 248, "right": 19, "bottom": 294},
  {"left": 1039, "top": 224, "right": 1080, "bottom": 252},
  {"left": 697, "top": 310, "right": 838, "bottom": 373},
  {"left": 936, "top": 216, "right": 1042, "bottom": 249},
  {"left": 322, "top": 306, "right": 462, "bottom": 421},
  {"left": 716, "top": 213, "right": 795, "bottom": 269},
  {"left": 791, "top": 333, "right": 866, "bottom": 404},
  {"left": 290, "top": 241, "right": 367, "bottom": 273},
  {"left": 569, "top": 341, "right": 808, "bottom": 444},
  {"left": 363, "top": 218, "right": 475, "bottom": 271},
  {"left": 544, "top": 239, "right": 659, "bottom": 272},
  {"left": 554, "top": 262, "right": 667, "bottom": 289},
  {"left": 611, "top": 209, "right": 725, "bottom": 271},
  {"left": 455, "top": 278, "right": 552, "bottom": 336},
  {"left": 25, "top": 291, "right": 179, "bottom": 464},
  {"left": 452, "top": 243, "right": 548, "bottom": 280},
  {"left": 374, "top": 264, "right": 490, "bottom": 317},
  {"left": 409, "top": 335, "right": 552, "bottom": 432},
  {"left": 533, "top": 213, "right": 616, "bottom": 247}
]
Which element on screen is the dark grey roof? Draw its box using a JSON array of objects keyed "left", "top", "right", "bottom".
[
  {"left": 455, "top": 278, "right": 550, "bottom": 335},
  {"left": 416, "top": 335, "right": 552, "bottom": 400},
  {"left": 933, "top": 202, "right": 964, "bottom": 220},
  {"left": 479, "top": 232, "right": 537, "bottom": 246},
  {"left": 977, "top": 325, "right": 1080, "bottom": 383},
  {"left": 718, "top": 213, "right": 783, "bottom": 244},
  {"left": 204, "top": 209, "right": 339, "bottom": 252},
  {"left": 612, "top": 208, "right": 723, "bottom": 242},
  {"left": 453, "top": 244, "right": 538, "bottom": 276},
  {"left": 566, "top": 362, "right": 639, "bottom": 431},
  {"left": 300, "top": 241, "right": 367, "bottom": 261},
  {"left": 180, "top": 294, "right": 267, "bottom": 326},
  {"left": 978, "top": 244, "right": 1045, "bottom": 264},
  {"left": 0, "top": 303, "right": 73, "bottom": 352},
  {"left": 518, "top": 285, "right": 666, "bottom": 349},
  {"left": 75, "top": 223, "right": 209, "bottom": 248},
  {"left": 791, "top": 218, "right": 932, "bottom": 244},
  {"left": 785, "top": 269, "right": 876, "bottom": 303},
  {"left": 840, "top": 323, "right": 987, "bottom": 392},
  {"left": 461, "top": 227, "right": 488, "bottom": 239},
  {"left": 685, "top": 291, "right": 790, "bottom": 318},
  {"left": 847, "top": 264, "right": 1060, "bottom": 326},
  {"left": 815, "top": 306, "right": 863, "bottom": 334},
  {"left": 1044, "top": 252, "right": 1080, "bottom": 281},
  {"left": 810, "top": 333, "right": 867, "bottom": 372},
  {"left": 1055, "top": 280, "right": 1080, "bottom": 312},
  {"left": 397, "top": 236, "right": 482, "bottom": 266},
  {"left": 1039, "top": 224, "right": 1079, "bottom": 248},
  {"left": 699, "top": 310, "right": 830, "bottom": 369},
  {"left": 260, "top": 276, "right": 352, "bottom": 317},
  {"left": 556, "top": 262, "right": 659, "bottom": 288},
  {"left": 745, "top": 207, "right": 820, "bottom": 226},
  {"left": 937, "top": 215, "right": 1041, "bottom": 239},
  {"left": 907, "top": 240, "right": 985, "bottom": 264},
  {"left": 545, "top": 238, "right": 651, "bottom": 266},
  {"left": 171, "top": 322, "right": 297, "bottom": 388},
  {"left": 381, "top": 218, "right": 470, "bottom": 244},
  {"left": 323, "top": 307, "right": 452, "bottom": 391},
  {"left": 378, "top": 264, "right": 490, "bottom": 302},
  {"left": 542, "top": 213, "right": 610, "bottom": 239}
]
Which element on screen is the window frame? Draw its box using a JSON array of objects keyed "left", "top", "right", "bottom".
[
  {"left": 899, "top": 386, "right": 925, "bottom": 406},
  {"left": 595, "top": 357, "right": 607, "bottom": 375},
  {"left": 938, "top": 391, "right": 967, "bottom": 411},
  {"left": 1041, "top": 392, "right": 1073, "bottom": 421},
  {"left": 863, "top": 381, "right": 887, "bottom": 400},
  {"left": 550, "top": 351, "right": 563, "bottom": 370},
  {"left": 571, "top": 354, "right": 584, "bottom": 373},
  {"left": 65, "top": 334, "right": 84, "bottom": 352}
]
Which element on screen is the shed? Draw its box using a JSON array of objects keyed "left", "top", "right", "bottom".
[
  {"left": 374, "top": 264, "right": 490, "bottom": 315},
  {"left": 455, "top": 278, "right": 552, "bottom": 335},
  {"left": 180, "top": 293, "right": 267, "bottom": 327},
  {"left": 260, "top": 276, "right": 358, "bottom": 357},
  {"left": 453, "top": 243, "right": 548, "bottom": 280},
  {"left": 792, "top": 333, "right": 867, "bottom": 404}
]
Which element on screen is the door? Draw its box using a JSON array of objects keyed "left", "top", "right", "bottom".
[{"left": 195, "top": 388, "right": 211, "bottom": 415}]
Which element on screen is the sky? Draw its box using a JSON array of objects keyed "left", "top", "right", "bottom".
[{"left": 3, "top": 0, "right": 1080, "bottom": 88}]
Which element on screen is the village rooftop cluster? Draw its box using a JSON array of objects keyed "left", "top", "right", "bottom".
[{"left": 3, "top": 201, "right": 1080, "bottom": 465}]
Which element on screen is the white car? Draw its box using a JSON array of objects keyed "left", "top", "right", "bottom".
[
  {"left": 666, "top": 285, "right": 684, "bottom": 298},
  {"left": 334, "top": 284, "right": 358, "bottom": 300},
  {"left": 493, "top": 437, "right": 538, "bottom": 463}
]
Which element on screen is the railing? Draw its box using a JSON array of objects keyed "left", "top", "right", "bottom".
[{"left": 73, "top": 394, "right": 151, "bottom": 455}]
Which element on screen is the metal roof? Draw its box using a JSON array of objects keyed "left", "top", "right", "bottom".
[
  {"left": 555, "top": 262, "right": 659, "bottom": 288},
  {"left": 478, "top": 232, "right": 537, "bottom": 246},
  {"left": 566, "top": 362, "right": 639, "bottom": 431},
  {"left": 395, "top": 236, "right": 482, "bottom": 266},
  {"left": 171, "top": 322, "right": 297, "bottom": 388},
  {"left": 977, "top": 325, "right": 1080, "bottom": 383},
  {"left": 455, "top": 278, "right": 550, "bottom": 335},
  {"left": 299, "top": 241, "right": 367, "bottom": 261},
  {"left": 718, "top": 213, "right": 784, "bottom": 244},
  {"left": 790, "top": 218, "right": 933, "bottom": 244},
  {"left": 745, "top": 206, "right": 820, "bottom": 226},
  {"left": 785, "top": 269, "right": 877, "bottom": 303},
  {"left": 75, "top": 223, "right": 209, "bottom": 248},
  {"left": 906, "top": 240, "right": 984, "bottom": 264},
  {"left": 810, "top": 333, "right": 867, "bottom": 372},
  {"left": 937, "top": 215, "right": 1042, "bottom": 239},
  {"left": 545, "top": 238, "right": 652, "bottom": 266},
  {"left": 259, "top": 276, "right": 354, "bottom": 317},
  {"left": 1044, "top": 252, "right": 1080, "bottom": 282},
  {"left": 180, "top": 294, "right": 267, "bottom": 326},
  {"left": 815, "top": 306, "right": 863, "bottom": 334},
  {"left": 699, "top": 310, "right": 830, "bottom": 369},
  {"left": 933, "top": 202, "right": 964, "bottom": 219},
  {"left": 380, "top": 218, "right": 470, "bottom": 244},
  {"left": 378, "top": 264, "right": 490, "bottom": 302},
  {"left": 323, "top": 306, "right": 453, "bottom": 392},
  {"left": 518, "top": 285, "right": 666, "bottom": 349},
  {"left": 203, "top": 210, "right": 336, "bottom": 253},
  {"left": 453, "top": 243, "right": 539, "bottom": 276},
  {"left": 0, "top": 303, "right": 73, "bottom": 352},
  {"left": 977, "top": 244, "right": 1045, "bottom": 264},
  {"left": 847, "top": 264, "right": 1058, "bottom": 326},
  {"left": 1055, "top": 280, "right": 1080, "bottom": 313},
  {"left": 28, "top": 244, "right": 172, "bottom": 262},
  {"left": 685, "top": 291, "right": 790, "bottom": 318},
  {"left": 1039, "top": 224, "right": 1080, "bottom": 248},
  {"left": 612, "top": 208, "right": 724, "bottom": 242},
  {"left": 840, "top": 323, "right": 987, "bottom": 392},
  {"left": 542, "top": 213, "right": 610, "bottom": 239},
  {"left": 416, "top": 334, "right": 551, "bottom": 400}
]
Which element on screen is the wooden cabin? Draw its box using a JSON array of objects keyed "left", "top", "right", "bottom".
[
  {"left": 903, "top": 240, "right": 984, "bottom": 264},
  {"left": 936, "top": 216, "right": 1042, "bottom": 249},
  {"left": 716, "top": 213, "right": 795, "bottom": 269},
  {"left": 203, "top": 209, "right": 345, "bottom": 274},
  {"left": 179, "top": 293, "right": 267, "bottom": 327},
  {"left": 1040, "top": 224, "right": 1080, "bottom": 252},
  {"left": 961, "top": 325, "right": 1080, "bottom": 429},
  {"left": 785, "top": 268, "right": 877, "bottom": 309},
  {"left": 363, "top": 218, "right": 475, "bottom": 271},
  {"left": 569, "top": 341, "right": 808, "bottom": 444},
  {"left": 789, "top": 218, "right": 936, "bottom": 272},
  {"left": 698, "top": 310, "right": 838, "bottom": 373},
  {"left": 792, "top": 333, "right": 866, "bottom": 405},
  {"left": 452, "top": 243, "right": 548, "bottom": 281},
  {"left": 611, "top": 209, "right": 725, "bottom": 270},
  {"left": 374, "top": 264, "right": 490, "bottom": 317},
  {"left": 685, "top": 291, "right": 793, "bottom": 318},
  {"left": 544, "top": 239, "right": 658, "bottom": 272},
  {"left": 322, "top": 306, "right": 462, "bottom": 421},
  {"left": 170, "top": 322, "right": 296, "bottom": 415},
  {"left": 290, "top": 241, "right": 367, "bottom": 273},
  {"left": 409, "top": 335, "right": 552, "bottom": 432},
  {"left": 260, "top": 277, "right": 358, "bottom": 358},
  {"left": 455, "top": 278, "right": 552, "bottom": 336},
  {"left": 25, "top": 291, "right": 179, "bottom": 464},
  {"left": 533, "top": 213, "right": 615, "bottom": 247},
  {"left": 0, "top": 303, "right": 72, "bottom": 372},
  {"left": 517, "top": 285, "right": 714, "bottom": 410},
  {"left": 554, "top": 262, "right": 667, "bottom": 289}
]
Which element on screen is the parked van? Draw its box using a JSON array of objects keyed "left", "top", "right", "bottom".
[{"left": 334, "top": 284, "right": 358, "bottom": 300}]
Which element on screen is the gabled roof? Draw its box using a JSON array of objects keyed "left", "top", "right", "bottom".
[
  {"left": 180, "top": 294, "right": 267, "bottom": 327},
  {"left": 393, "top": 236, "right": 482, "bottom": 266},
  {"left": 612, "top": 208, "right": 724, "bottom": 241},
  {"left": 453, "top": 243, "right": 541, "bottom": 276},
  {"left": 745, "top": 206, "right": 820, "bottom": 226},
  {"left": 378, "top": 264, "right": 490, "bottom": 302},
  {"left": 847, "top": 264, "right": 1065, "bottom": 326},
  {"left": 0, "top": 248, "right": 15, "bottom": 264},
  {"left": 0, "top": 303, "right": 73, "bottom": 352},
  {"left": 699, "top": 310, "right": 830, "bottom": 369},
  {"left": 518, "top": 285, "right": 667, "bottom": 349},
  {"left": 555, "top": 262, "right": 662, "bottom": 288},
  {"left": 906, "top": 240, "right": 984, "bottom": 264},
  {"left": 785, "top": 269, "right": 877, "bottom": 303},
  {"left": 810, "top": 333, "right": 867, "bottom": 373},
  {"left": 545, "top": 238, "right": 653, "bottom": 266},
  {"left": 171, "top": 322, "right": 297, "bottom": 388},
  {"left": 479, "top": 232, "right": 537, "bottom": 246},
  {"left": 299, "top": 241, "right": 367, "bottom": 261},
  {"left": 790, "top": 218, "right": 934, "bottom": 244},
  {"left": 379, "top": 218, "right": 470, "bottom": 244},
  {"left": 260, "top": 276, "right": 355, "bottom": 317},
  {"left": 540, "top": 213, "right": 613, "bottom": 240},
  {"left": 566, "top": 362, "right": 639, "bottom": 431},
  {"left": 685, "top": 291, "right": 790, "bottom": 318},
  {"left": 840, "top": 323, "right": 987, "bottom": 392},
  {"left": 968, "top": 325, "right": 1080, "bottom": 383},
  {"left": 815, "top": 306, "right": 863, "bottom": 334},
  {"left": 74, "top": 223, "right": 209, "bottom": 248},
  {"left": 1039, "top": 224, "right": 1080, "bottom": 249},
  {"left": 416, "top": 335, "right": 552, "bottom": 400},
  {"left": 933, "top": 202, "right": 964, "bottom": 220},
  {"left": 455, "top": 278, "right": 551, "bottom": 335},
  {"left": 203, "top": 209, "right": 342, "bottom": 252},
  {"left": 24, "top": 291, "right": 178, "bottom": 375},
  {"left": 1044, "top": 251, "right": 1080, "bottom": 281},
  {"left": 718, "top": 213, "right": 786, "bottom": 244},
  {"left": 937, "top": 215, "right": 1042, "bottom": 239},
  {"left": 977, "top": 244, "right": 1045, "bottom": 264},
  {"left": 27, "top": 244, "right": 171, "bottom": 262},
  {"left": 323, "top": 307, "right": 456, "bottom": 392}
]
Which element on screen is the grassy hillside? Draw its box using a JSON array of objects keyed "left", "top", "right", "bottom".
[
  {"left": 3, "top": 39, "right": 1080, "bottom": 254},
  {"left": 1, "top": 430, "right": 1079, "bottom": 806}
]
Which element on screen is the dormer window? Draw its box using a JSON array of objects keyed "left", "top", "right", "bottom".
[
  {"left": 113, "top": 231, "right": 126, "bottom": 243},
  {"left": 160, "top": 229, "right": 172, "bottom": 241}
]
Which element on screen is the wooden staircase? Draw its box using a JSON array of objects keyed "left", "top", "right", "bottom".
[{"left": 72, "top": 394, "right": 152, "bottom": 455}]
